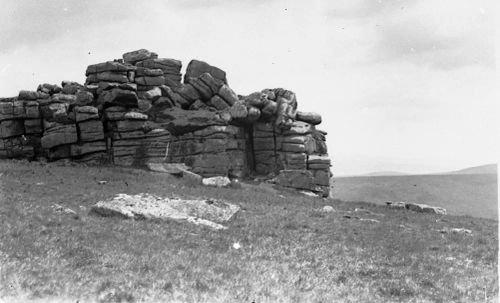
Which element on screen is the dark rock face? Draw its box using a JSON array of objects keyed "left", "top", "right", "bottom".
[
  {"left": 37, "top": 83, "right": 62, "bottom": 95},
  {"left": 218, "top": 85, "right": 238, "bottom": 106},
  {"left": 18, "top": 90, "right": 41, "bottom": 100},
  {"left": 24, "top": 119, "right": 42, "bottom": 134},
  {"left": 87, "top": 72, "right": 129, "bottom": 84},
  {"left": 252, "top": 120, "right": 330, "bottom": 196},
  {"left": 79, "top": 120, "right": 104, "bottom": 142},
  {"left": 296, "top": 111, "right": 321, "bottom": 125},
  {"left": 199, "top": 73, "right": 223, "bottom": 94},
  {"left": 207, "top": 95, "right": 230, "bottom": 110},
  {"left": 229, "top": 101, "right": 248, "bottom": 120},
  {"left": 135, "top": 76, "right": 165, "bottom": 87},
  {"left": 61, "top": 81, "right": 84, "bottom": 95},
  {"left": 154, "top": 107, "right": 228, "bottom": 135},
  {"left": 176, "top": 84, "right": 201, "bottom": 103},
  {"left": 86, "top": 61, "right": 135, "bottom": 75},
  {"left": 75, "top": 106, "right": 99, "bottom": 122},
  {"left": 136, "top": 58, "right": 182, "bottom": 88},
  {"left": 275, "top": 170, "right": 314, "bottom": 190},
  {"left": 275, "top": 89, "right": 298, "bottom": 129},
  {"left": 123, "top": 49, "right": 159, "bottom": 65},
  {"left": 96, "top": 82, "right": 137, "bottom": 95},
  {"left": 0, "top": 100, "right": 26, "bottom": 120},
  {"left": 185, "top": 77, "right": 213, "bottom": 100},
  {"left": 167, "top": 125, "right": 247, "bottom": 178},
  {"left": 136, "top": 67, "right": 163, "bottom": 77},
  {"left": 70, "top": 141, "right": 107, "bottom": 157},
  {"left": 41, "top": 124, "right": 78, "bottom": 149},
  {"left": 0, "top": 120, "right": 24, "bottom": 138},
  {"left": 75, "top": 91, "right": 94, "bottom": 107},
  {"left": 184, "top": 60, "right": 227, "bottom": 85},
  {"left": 97, "top": 89, "right": 139, "bottom": 108},
  {"left": 1, "top": 48, "right": 332, "bottom": 197}
]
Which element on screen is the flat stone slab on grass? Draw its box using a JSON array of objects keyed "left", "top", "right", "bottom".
[
  {"left": 386, "top": 201, "right": 447, "bottom": 215},
  {"left": 202, "top": 176, "right": 231, "bottom": 188},
  {"left": 147, "top": 162, "right": 191, "bottom": 175},
  {"left": 90, "top": 193, "right": 239, "bottom": 230},
  {"left": 146, "top": 162, "right": 203, "bottom": 183}
]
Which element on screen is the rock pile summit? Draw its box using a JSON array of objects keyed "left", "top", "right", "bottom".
[{"left": 0, "top": 49, "right": 332, "bottom": 196}]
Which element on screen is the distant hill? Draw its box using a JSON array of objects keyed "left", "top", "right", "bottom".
[
  {"left": 446, "top": 164, "right": 497, "bottom": 175},
  {"left": 362, "top": 171, "right": 409, "bottom": 177},
  {"left": 332, "top": 173, "right": 498, "bottom": 219},
  {"left": 344, "top": 163, "right": 498, "bottom": 177}
]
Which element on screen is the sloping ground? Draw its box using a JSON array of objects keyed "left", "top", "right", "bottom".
[
  {"left": 0, "top": 160, "right": 498, "bottom": 303},
  {"left": 332, "top": 174, "right": 498, "bottom": 220},
  {"left": 447, "top": 163, "right": 497, "bottom": 175}
]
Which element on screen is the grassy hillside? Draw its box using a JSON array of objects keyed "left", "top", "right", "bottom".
[
  {"left": 332, "top": 174, "right": 498, "bottom": 220},
  {"left": 448, "top": 163, "right": 497, "bottom": 175},
  {"left": 0, "top": 160, "right": 498, "bottom": 302}
]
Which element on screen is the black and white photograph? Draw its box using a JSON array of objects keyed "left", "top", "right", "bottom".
[{"left": 0, "top": 0, "right": 497, "bottom": 302}]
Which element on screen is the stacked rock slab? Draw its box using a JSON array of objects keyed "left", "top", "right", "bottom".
[
  {"left": 39, "top": 88, "right": 77, "bottom": 160},
  {"left": 86, "top": 61, "right": 139, "bottom": 110},
  {"left": 125, "top": 49, "right": 183, "bottom": 93},
  {"left": 0, "top": 96, "right": 33, "bottom": 158},
  {"left": 0, "top": 82, "right": 110, "bottom": 164},
  {"left": 0, "top": 48, "right": 332, "bottom": 197},
  {"left": 123, "top": 49, "right": 166, "bottom": 97},
  {"left": 104, "top": 107, "right": 170, "bottom": 166},
  {"left": 85, "top": 59, "right": 171, "bottom": 166},
  {"left": 73, "top": 105, "right": 107, "bottom": 163},
  {"left": 168, "top": 125, "right": 247, "bottom": 178},
  {"left": 252, "top": 120, "right": 330, "bottom": 196},
  {"left": 148, "top": 73, "right": 235, "bottom": 111},
  {"left": 151, "top": 107, "right": 244, "bottom": 177},
  {"left": 228, "top": 88, "right": 330, "bottom": 196},
  {"left": 39, "top": 82, "right": 106, "bottom": 162},
  {"left": 136, "top": 59, "right": 182, "bottom": 89}
]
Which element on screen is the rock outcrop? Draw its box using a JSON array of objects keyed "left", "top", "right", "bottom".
[{"left": 0, "top": 49, "right": 333, "bottom": 196}]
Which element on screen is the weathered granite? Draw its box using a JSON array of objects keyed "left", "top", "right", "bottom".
[{"left": 0, "top": 49, "right": 332, "bottom": 197}]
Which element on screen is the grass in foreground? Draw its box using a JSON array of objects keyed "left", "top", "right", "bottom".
[{"left": 0, "top": 160, "right": 498, "bottom": 302}]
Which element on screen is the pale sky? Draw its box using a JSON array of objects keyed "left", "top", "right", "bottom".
[{"left": 0, "top": 0, "right": 497, "bottom": 175}]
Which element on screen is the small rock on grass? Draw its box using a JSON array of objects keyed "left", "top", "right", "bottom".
[
  {"left": 439, "top": 227, "right": 472, "bottom": 234},
  {"left": 386, "top": 201, "right": 447, "bottom": 215},
  {"left": 354, "top": 208, "right": 384, "bottom": 216},
  {"left": 202, "top": 176, "right": 231, "bottom": 188},
  {"left": 359, "top": 218, "right": 380, "bottom": 223},
  {"left": 342, "top": 215, "right": 379, "bottom": 223},
  {"left": 54, "top": 204, "right": 76, "bottom": 214},
  {"left": 147, "top": 162, "right": 190, "bottom": 175},
  {"left": 343, "top": 215, "right": 359, "bottom": 219},
  {"left": 300, "top": 190, "right": 319, "bottom": 197},
  {"left": 354, "top": 208, "right": 372, "bottom": 214},
  {"left": 53, "top": 204, "right": 79, "bottom": 219},
  {"left": 322, "top": 205, "right": 335, "bottom": 213},
  {"left": 147, "top": 162, "right": 202, "bottom": 184},
  {"left": 229, "top": 179, "right": 242, "bottom": 189},
  {"left": 232, "top": 242, "right": 241, "bottom": 249}
]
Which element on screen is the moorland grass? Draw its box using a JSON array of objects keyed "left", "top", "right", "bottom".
[
  {"left": 332, "top": 174, "right": 498, "bottom": 219},
  {"left": 0, "top": 160, "right": 497, "bottom": 302}
]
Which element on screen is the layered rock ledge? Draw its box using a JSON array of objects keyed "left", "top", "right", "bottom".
[{"left": 0, "top": 49, "right": 332, "bottom": 196}]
